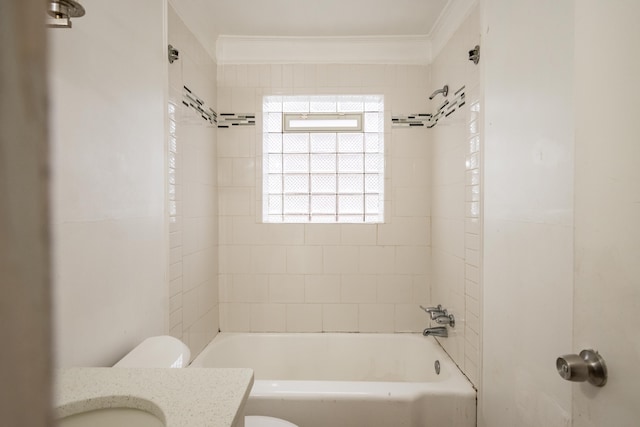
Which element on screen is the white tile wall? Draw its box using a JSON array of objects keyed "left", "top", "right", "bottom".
[
  {"left": 167, "top": 6, "right": 219, "bottom": 356},
  {"left": 429, "top": 5, "right": 482, "bottom": 386},
  {"left": 218, "top": 63, "right": 432, "bottom": 333}
]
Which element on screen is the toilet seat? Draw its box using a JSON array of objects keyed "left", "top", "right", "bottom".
[{"left": 245, "top": 415, "right": 298, "bottom": 427}]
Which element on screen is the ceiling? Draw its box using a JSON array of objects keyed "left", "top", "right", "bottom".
[{"left": 171, "top": 0, "right": 452, "bottom": 58}]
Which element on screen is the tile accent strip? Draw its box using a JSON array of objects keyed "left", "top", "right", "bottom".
[
  {"left": 392, "top": 85, "right": 466, "bottom": 128},
  {"left": 217, "top": 113, "right": 256, "bottom": 128},
  {"left": 391, "top": 113, "right": 433, "bottom": 127},
  {"left": 182, "top": 85, "right": 217, "bottom": 125}
]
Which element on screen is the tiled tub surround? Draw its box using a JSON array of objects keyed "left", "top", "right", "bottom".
[
  {"left": 429, "top": 5, "right": 482, "bottom": 386},
  {"left": 218, "top": 64, "right": 432, "bottom": 333},
  {"left": 191, "top": 333, "right": 476, "bottom": 427},
  {"left": 167, "top": 5, "right": 220, "bottom": 356},
  {"left": 56, "top": 368, "right": 253, "bottom": 427}
]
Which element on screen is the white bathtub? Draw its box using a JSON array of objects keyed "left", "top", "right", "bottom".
[{"left": 190, "top": 333, "right": 476, "bottom": 427}]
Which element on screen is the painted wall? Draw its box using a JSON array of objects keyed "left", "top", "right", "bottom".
[
  {"left": 1, "top": 0, "right": 52, "bottom": 424},
  {"left": 480, "top": 0, "right": 574, "bottom": 425},
  {"left": 573, "top": 1, "right": 640, "bottom": 425},
  {"left": 217, "top": 64, "right": 432, "bottom": 332},
  {"left": 167, "top": 5, "right": 220, "bottom": 356},
  {"left": 430, "top": 5, "right": 481, "bottom": 386},
  {"left": 50, "top": 0, "right": 167, "bottom": 367}
]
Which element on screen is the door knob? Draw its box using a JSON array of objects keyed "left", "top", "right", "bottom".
[{"left": 556, "top": 349, "right": 607, "bottom": 387}]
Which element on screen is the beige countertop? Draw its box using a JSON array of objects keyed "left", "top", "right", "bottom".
[{"left": 56, "top": 367, "right": 254, "bottom": 427}]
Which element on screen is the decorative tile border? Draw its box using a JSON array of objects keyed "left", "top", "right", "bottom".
[
  {"left": 391, "top": 113, "right": 433, "bottom": 127},
  {"left": 179, "top": 82, "right": 256, "bottom": 128},
  {"left": 182, "top": 83, "right": 466, "bottom": 130},
  {"left": 182, "top": 86, "right": 217, "bottom": 125},
  {"left": 217, "top": 113, "right": 256, "bottom": 128},
  {"left": 392, "top": 85, "right": 466, "bottom": 128}
]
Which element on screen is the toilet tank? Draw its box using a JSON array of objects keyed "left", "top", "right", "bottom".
[{"left": 113, "top": 336, "right": 191, "bottom": 368}]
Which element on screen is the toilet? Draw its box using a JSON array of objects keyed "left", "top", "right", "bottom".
[
  {"left": 113, "top": 335, "right": 191, "bottom": 368},
  {"left": 114, "top": 336, "right": 297, "bottom": 427}
]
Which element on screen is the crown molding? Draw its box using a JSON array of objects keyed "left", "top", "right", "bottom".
[
  {"left": 216, "top": 35, "right": 431, "bottom": 65},
  {"left": 429, "top": 0, "right": 478, "bottom": 61},
  {"left": 213, "top": 0, "right": 477, "bottom": 65}
]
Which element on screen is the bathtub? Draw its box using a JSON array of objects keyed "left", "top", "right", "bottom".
[{"left": 190, "top": 333, "right": 476, "bottom": 427}]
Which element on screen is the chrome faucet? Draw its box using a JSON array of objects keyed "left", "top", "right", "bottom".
[
  {"left": 423, "top": 326, "right": 448, "bottom": 337},
  {"left": 420, "top": 305, "right": 456, "bottom": 327}
]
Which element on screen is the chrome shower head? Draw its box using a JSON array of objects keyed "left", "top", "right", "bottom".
[{"left": 47, "top": 0, "right": 85, "bottom": 28}]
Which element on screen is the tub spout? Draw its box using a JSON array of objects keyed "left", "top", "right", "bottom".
[{"left": 423, "top": 326, "right": 448, "bottom": 337}]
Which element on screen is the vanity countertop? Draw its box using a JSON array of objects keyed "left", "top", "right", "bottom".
[{"left": 56, "top": 367, "right": 254, "bottom": 427}]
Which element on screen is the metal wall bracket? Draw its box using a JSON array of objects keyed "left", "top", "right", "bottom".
[
  {"left": 168, "top": 44, "right": 179, "bottom": 64},
  {"left": 46, "top": 0, "right": 85, "bottom": 28},
  {"left": 469, "top": 45, "right": 480, "bottom": 65}
]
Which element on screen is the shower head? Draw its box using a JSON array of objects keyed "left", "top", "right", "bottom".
[{"left": 47, "top": 0, "right": 85, "bottom": 28}]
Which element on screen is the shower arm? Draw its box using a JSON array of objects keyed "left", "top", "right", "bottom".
[{"left": 429, "top": 85, "right": 449, "bottom": 100}]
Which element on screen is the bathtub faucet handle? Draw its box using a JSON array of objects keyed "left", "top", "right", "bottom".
[
  {"left": 420, "top": 304, "right": 447, "bottom": 319},
  {"left": 420, "top": 304, "right": 441, "bottom": 314},
  {"left": 433, "top": 313, "right": 456, "bottom": 327}
]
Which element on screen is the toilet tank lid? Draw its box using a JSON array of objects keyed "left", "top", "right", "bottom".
[{"left": 113, "top": 336, "right": 191, "bottom": 368}]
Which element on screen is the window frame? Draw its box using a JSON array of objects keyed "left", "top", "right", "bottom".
[{"left": 283, "top": 113, "right": 363, "bottom": 133}]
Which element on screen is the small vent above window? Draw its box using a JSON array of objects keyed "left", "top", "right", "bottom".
[{"left": 284, "top": 113, "right": 363, "bottom": 133}]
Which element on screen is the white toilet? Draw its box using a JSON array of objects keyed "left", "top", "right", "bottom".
[
  {"left": 114, "top": 336, "right": 297, "bottom": 427},
  {"left": 113, "top": 335, "right": 191, "bottom": 368}
]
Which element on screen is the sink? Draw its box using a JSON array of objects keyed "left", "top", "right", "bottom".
[{"left": 59, "top": 407, "right": 165, "bottom": 427}]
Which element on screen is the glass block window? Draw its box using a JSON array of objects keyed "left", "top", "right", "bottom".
[{"left": 263, "top": 95, "right": 384, "bottom": 223}]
